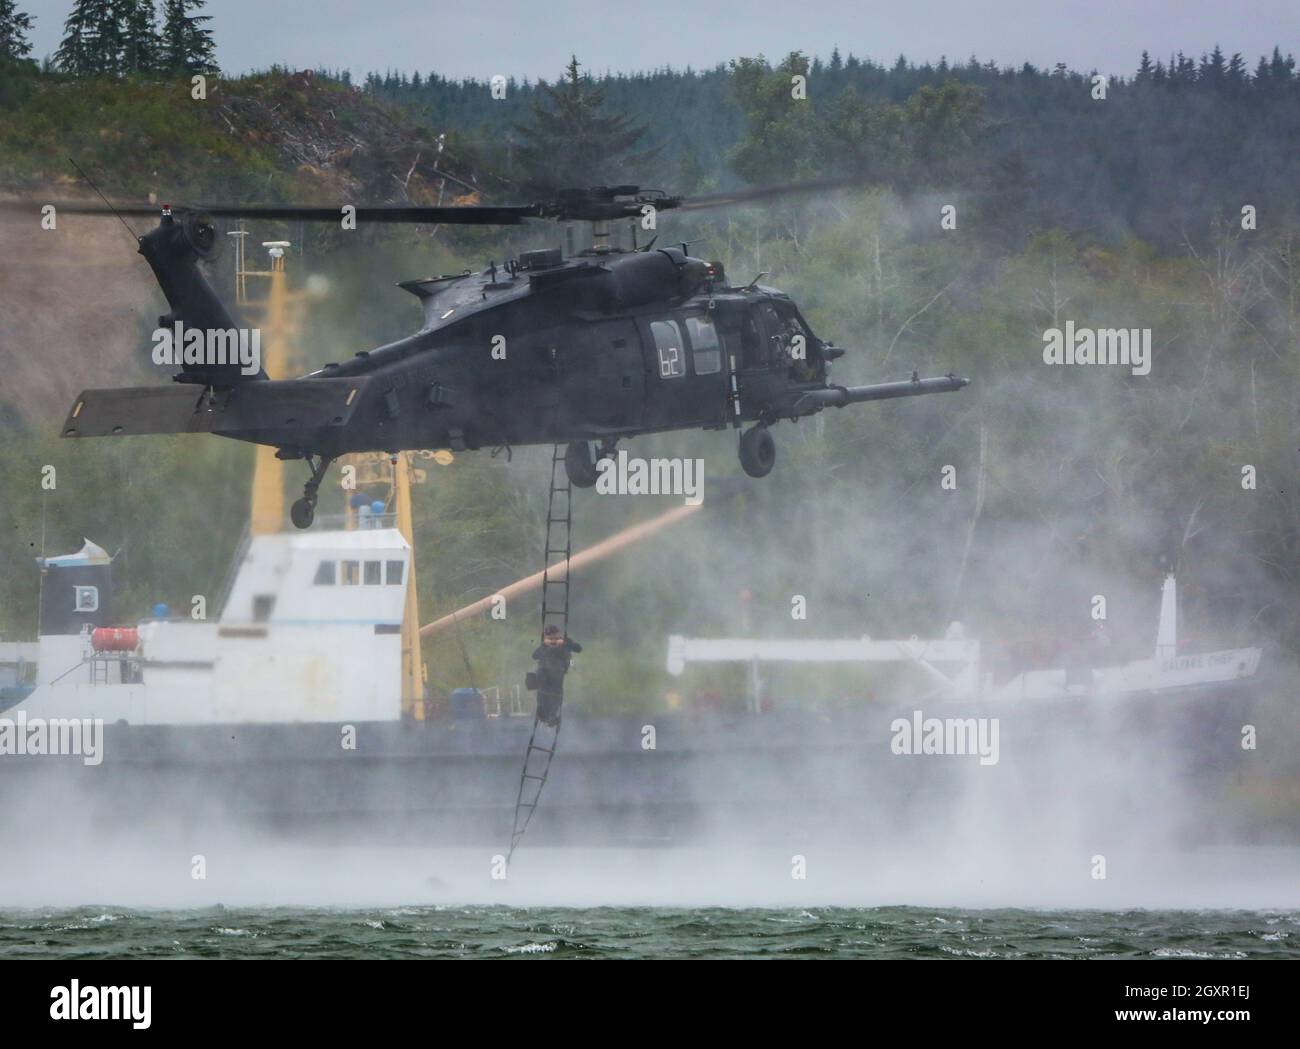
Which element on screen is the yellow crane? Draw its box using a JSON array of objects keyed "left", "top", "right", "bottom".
[{"left": 230, "top": 228, "right": 429, "bottom": 719}]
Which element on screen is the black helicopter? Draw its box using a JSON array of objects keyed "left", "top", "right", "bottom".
[{"left": 51, "top": 182, "right": 969, "bottom": 528}]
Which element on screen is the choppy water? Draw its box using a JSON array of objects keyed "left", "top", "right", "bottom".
[{"left": 2, "top": 906, "right": 1297, "bottom": 959}]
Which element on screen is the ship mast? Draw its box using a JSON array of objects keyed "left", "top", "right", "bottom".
[{"left": 229, "top": 228, "right": 298, "bottom": 536}]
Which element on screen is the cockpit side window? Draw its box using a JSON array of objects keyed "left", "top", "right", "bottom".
[
  {"left": 740, "top": 311, "right": 766, "bottom": 369},
  {"left": 774, "top": 301, "right": 816, "bottom": 347},
  {"left": 761, "top": 302, "right": 791, "bottom": 360}
]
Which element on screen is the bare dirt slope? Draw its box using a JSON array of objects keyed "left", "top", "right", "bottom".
[
  {"left": 0, "top": 70, "right": 494, "bottom": 431},
  {"left": 0, "top": 210, "right": 157, "bottom": 429}
]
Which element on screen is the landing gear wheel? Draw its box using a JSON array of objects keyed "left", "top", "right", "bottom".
[
  {"left": 564, "top": 441, "right": 600, "bottom": 488},
  {"left": 739, "top": 425, "right": 776, "bottom": 478},
  {"left": 290, "top": 497, "right": 315, "bottom": 530},
  {"left": 291, "top": 453, "right": 334, "bottom": 529}
]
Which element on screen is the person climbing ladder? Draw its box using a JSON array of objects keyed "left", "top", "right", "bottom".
[
  {"left": 531, "top": 625, "right": 582, "bottom": 727},
  {"left": 508, "top": 445, "right": 579, "bottom": 865}
]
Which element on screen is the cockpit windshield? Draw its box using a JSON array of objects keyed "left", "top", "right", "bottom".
[{"left": 765, "top": 300, "right": 821, "bottom": 380}]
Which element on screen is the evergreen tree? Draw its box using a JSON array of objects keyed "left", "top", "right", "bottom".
[
  {"left": 1136, "top": 50, "right": 1153, "bottom": 82},
  {"left": 728, "top": 52, "right": 819, "bottom": 183},
  {"left": 1268, "top": 45, "right": 1292, "bottom": 81},
  {"left": 1226, "top": 52, "right": 1247, "bottom": 86},
  {"left": 0, "top": 0, "right": 34, "bottom": 61},
  {"left": 512, "top": 55, "right": 656, "bottom": 193},
  {"left": 56, "top": 0, "right": 121, "bottom": 76},
  {"left": 1199, "top": 45, "right": 1226, "bottom": 86},
  {"left": 119, "top": 0, "right": 161, "bottom": 75},
  {"left": 161, "top": 0, "right": 216, "bottom": 74},
  {"left": 92, "top": 0, "right": 122, "bottom": 73},
  {"left": 55, "top": 0, "right": 93, "bottom": 75}
]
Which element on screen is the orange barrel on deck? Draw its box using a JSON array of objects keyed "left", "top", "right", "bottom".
[{"left": 91, "top": 627, "right": 139, "bottom": 652}]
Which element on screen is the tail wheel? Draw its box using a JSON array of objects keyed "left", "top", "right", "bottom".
[
  {"left": 739, "top": 425, "right": 776, "bottom": 478},
  {"left": 564, "top": 441, "right": 601, "bottom": 488},
  {"left": 290, "top": 497, "right": 315, "bottom": 530}
]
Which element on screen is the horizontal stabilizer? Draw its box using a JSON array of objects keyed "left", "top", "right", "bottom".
[{"left": 62, "top": 377, "right": 371, "bottom": 438}]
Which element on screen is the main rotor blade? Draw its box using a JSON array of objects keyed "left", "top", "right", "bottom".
[
  {"left": 675, "top": 175, "right": 872, "bottom": 212},
  {"left": 0, "top": 174, "right": 876, "bottom": 228},
  {"left": 18, "top": 201, "right": 540, "bottom": 225}
]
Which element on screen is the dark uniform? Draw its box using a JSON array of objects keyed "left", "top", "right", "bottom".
[{"left": 532, "top": 635, "right": 582, "bottom": 726}]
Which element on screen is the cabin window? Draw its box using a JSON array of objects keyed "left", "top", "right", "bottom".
[
  {"left": 364, "top": 560, "right": 382, "bottom": 586},
  {"left": 385, "top": 561, "right": 405, "bottom": 585},
  {"left": 341, "top": 561, "right": 361, "bottom": 585},
  {"left": 313, "top": 560, "right": 336, "bottom": 585},
  {"left": 685, "top": 316, "right": 722, "bottom": 375},
  {"left": 650, "top": 320, "right": 685, "bottom": 378},
  {"left": 253, "top": 595, "right": 276, "bottom": 622},
  {"left": 74, "top": 585, "right": 99, "bottom": 613}
]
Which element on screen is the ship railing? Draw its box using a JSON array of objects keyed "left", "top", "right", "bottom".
[
  {"left": 300, "top": 512, "right": 400, "bottom": 531},
  {"left": 482, "top": 684, "right": 529, "bottom": 718}
]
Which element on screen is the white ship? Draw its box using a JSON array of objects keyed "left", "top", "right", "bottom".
[
  {"left": 667, "top": 574, "right": 1263, "bottom": 707},
  {"left": 2, "top": 523, "right": 411, "bottom": 725}
]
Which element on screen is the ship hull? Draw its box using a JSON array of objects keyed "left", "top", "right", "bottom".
[{"left": 1, "top": 678, "right": 1290, "bottom": 850}]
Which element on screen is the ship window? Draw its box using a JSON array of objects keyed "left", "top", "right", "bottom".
[
  {"left": 385, "top": 560, "right": 405, "bottom": 585},
  {"left": 313, "top": 560, "right": 336, "bottom": 585},
  {"left": 650, "top": 320, "right": 685, "bottom": 378},
  {"left": 341, "top": 561, "right": 360, "bottom": 585},
  {"left": 364, "top": 560, "right": 382, "bottom": 585},
  {"left": 685, "top": 316, "right": 721, "bottom": 375},
  {"left": 74, "top": 585, "right": 98, "bottom": 612},
  {"left": 253, "top": 595, "right": 275, "bottom": 622}
]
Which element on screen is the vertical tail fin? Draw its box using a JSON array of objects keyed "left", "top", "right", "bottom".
[{"left": 138, "top": 208, "right": 267, "bottom": 386}]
